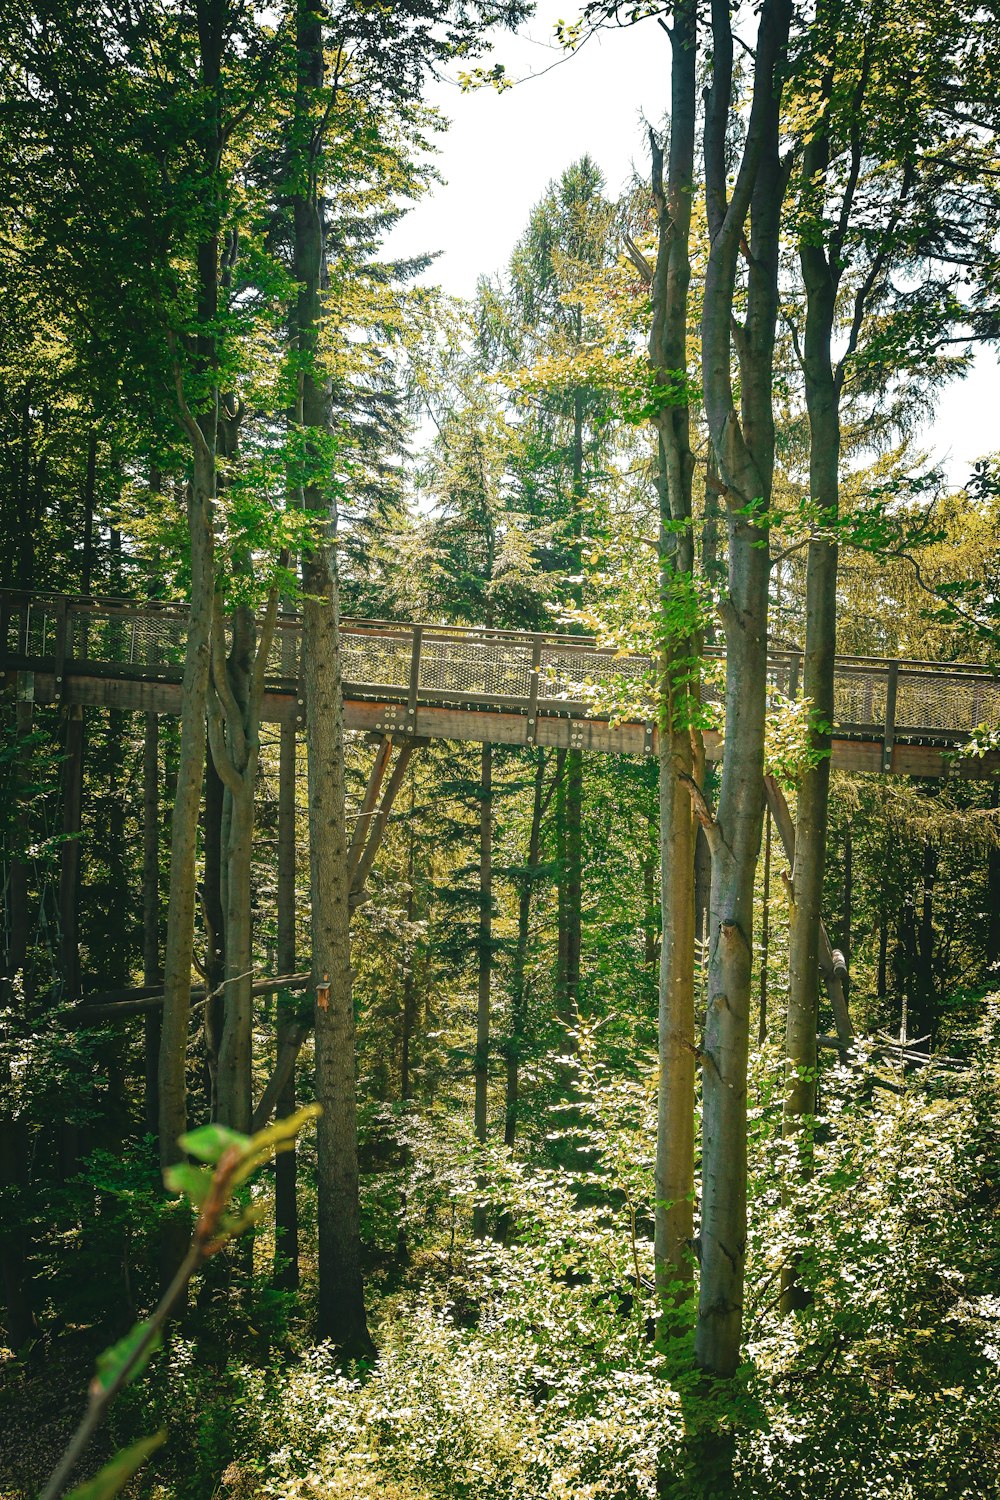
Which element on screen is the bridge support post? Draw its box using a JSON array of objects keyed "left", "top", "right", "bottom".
[{"left": 882, "top": 661, "right": 899, "bottom": 773}]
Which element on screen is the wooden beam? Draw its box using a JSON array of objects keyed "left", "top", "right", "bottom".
[
  {"left": 350, "top": 740, "right": 416, "bottom": 899},
  {"left": 9, "top": 671, "right": 998, "bottom": 778},
  {"left": 347, "top": 735, "right": 393, "bottom": 876}
]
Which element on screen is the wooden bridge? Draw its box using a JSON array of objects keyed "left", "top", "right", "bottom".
[{"left": 2, "top": 590, "right": 999, "bottom": 778}]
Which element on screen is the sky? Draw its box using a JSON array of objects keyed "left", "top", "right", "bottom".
[{"left": 387, "top": 2, "right": 998, "bottom": 489}]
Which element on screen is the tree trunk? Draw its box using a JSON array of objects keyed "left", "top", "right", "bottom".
[
  {"left": 59, "top": 705, "right": 84, "bottom": 1001},
  {"left": 294, "top": 0, "right": 373, "bottom": 1359},
  {"left": 202, "top": 740, "right": 226, "bottom": 1113},
  {"left": 696, "top": 0, "right": 792, "bottom": 1380},
  {"left": 505, "top": 748, "right": 545, "bottom": 1147},
  {"left": 274, "top": 712, "right": 299, "bottom": 1289},
  {"left": 649, "top": 0, "right": 698, "bottom": 1324},
  {"left": 213, "top": 603, "right": 266, "bottom": 1134},
  {"left": 988, "top": 784, "right": 1000, "bottom": 974},
  {"left": 143, "top": 713, "right": 161, "bottom": 1140},
  {"left": 784, "top": 100, "right": 841, "bottom": 1261},
  {"left": 158, "top": 0, "right": 225, "bottom": 1187},
  {"left": 759, "top": 810, "right": 771, "bottom": 1044},
  {"left": 473, "top": 742, "right": 493, "bottom": 1239},
  {"left": 158, "top": 451, "right": 214, "bottom": 1177}
]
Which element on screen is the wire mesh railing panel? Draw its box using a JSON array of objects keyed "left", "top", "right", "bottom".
[
  {"left": 538, "top": 646, "right": 653, "bottom": 706},
  {"left": 833, "top": 669, "right": 887, "bottom": 728},
  {"left": 24, "top": 602, "right": 58, "bottom": 659},
  {"left": 265, "top": 620, "right": 302, "bottom": 679},
  {"left": 3, "top": 592, "right": 998, "bottom": 746},
  {"left": 420, "top": 636, "right": 534, "bottom": 700},
  {"left": 896, "top": 672, "right": 1000, "bottom": 733},
  {"left": 341, "top": 631, "right": 413, "bottom": 693}
]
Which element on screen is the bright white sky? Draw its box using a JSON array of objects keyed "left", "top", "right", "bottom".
[{"left": 387, "top": 1, "right": 998, "bottom": 489}]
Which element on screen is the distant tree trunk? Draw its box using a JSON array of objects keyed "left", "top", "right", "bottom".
[
  {"left": 649, "top": 0, "right": 698, "bottom": 1328},
  {"left": 877, "top": 914, "right": 889, "bottom": 1002},
  {"left": 506, "top": 748, "right": 545, "bottom": 1147},
  {"left": 6, "top": 698, "right": 33, "bottom": 994},
  {"left": 158, "top": 446, "right": 214, "bottom": 1181},
  {"left": 759, "top": 810, "right": 771, "bottom": 1044},
  {"left": 914, "top": 838, "right": 938, "bottom": 1047},
  {"left": 842, "top": 825, "right": 852, "bottom": 1003},
  {"left": 0, "top": 698, "right": 36, "bottom": 1349},
  {"left": 143, "top": 713, "right": 161, "bottom": 1140},
  {"left": 557, "top": 386, "right": 586, "bottom": 1034},
  {"left": 202, "top": 742, "right": 226, "bottom": 1113},
  {"left": 988, "top": 784, "right": 1000, "bottom": 975},
  {"left": 400, "top": 820, "right": 418, "bottom": 1105},
  {"left": 210, "top": 595, "right": 279, "bottom": 1133},
  {"left": 473, "top": 742, "right": 493, "bottom": 1239},
  {"left": 695, "top": 0, "right": 792, "bottom": 1380},
  {"left": 274, "top": 711, "right": 299, "bottom": 1289},
  {"left": 564, "top": 749, "right": 582, "bottom": 1017},
  {"left": 59, "top": 705, "right": 84, "bottom": 1001},
  {"left": 294, "top": 0, "right": 373, "bottom": 1359},
  {"left": 642, "top": 828, "right": 658, "bottom": 971}
]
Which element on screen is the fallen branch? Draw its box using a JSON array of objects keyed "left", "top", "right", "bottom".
[{"left": 72, "top": 972, "right": 311, "bottom": 1023}]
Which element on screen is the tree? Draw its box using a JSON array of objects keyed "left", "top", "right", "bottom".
[{"left": 695, "top": 0, "right": 793, "bottom": 1382}]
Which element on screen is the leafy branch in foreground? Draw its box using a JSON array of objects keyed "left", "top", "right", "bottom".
[{"left": 38, "top": 1106, "right": 322, "bottom": 1500}]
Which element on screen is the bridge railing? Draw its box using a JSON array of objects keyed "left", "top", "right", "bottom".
[{"left": 2, "top": 591, "right": 998, "bottom": 746}]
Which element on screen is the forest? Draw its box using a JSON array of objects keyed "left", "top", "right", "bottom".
[{"left": 1, "top": 0, "right": 999, "bottom": 1496}]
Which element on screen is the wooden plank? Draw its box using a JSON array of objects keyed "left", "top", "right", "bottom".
[{"left": 13, "top": 665, "right": 998, "bottom": 779}]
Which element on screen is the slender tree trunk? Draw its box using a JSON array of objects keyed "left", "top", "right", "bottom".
[
  {"left": 212, "top": 604, "right": 268, "bottom": 1134},
  {"left": 0, "top": 699, "right": 36, "bottom": 1348},
  {"left": 158, "top": 0, "right": 225, "bottom": 1189},
  {"left": 400, "top": 819, "right": 418, "bottom": 1105},
  {"left": 202, "top": 740, "right": 226, "bottom": 1113},
  {"left": 695, "top": 0, "right": 792, "bottom": 1381},
  {"left": 649, "top": 0, "right": 698, "bottom": 1325},
  {"left": 143, "top": 713, "right": 161, "bottom": 1140},
  {"left": 915, "top": 838, "right": 937, "bottom": 1046},
  {"left": 6, "top": 697, "right": 33, "bottom": 994},
  {"left": 878, "top": 916, "right": 889, "bottom": 1003},
  {"left": 274, "top": 711, "right": 299, "bottom": 1289},
  {"left": 158, "top": 452, "right": 215, "bottom": 1175},
  {"left": 842, "top": 826, "right": 852, "bottom": 1004},
  {"left": 473, "top": 742, "right": 493, "bottom": 1239},
  {"left": 506, "top": 749, "right": 545, "bottom": 1147},
  {"left": 759, "top": 810, "right": 771, "bottom": 1044},
  {"left": 988, "top": 784, "right": 1000, "bottom": 975},
  {"left": 59, "top": 705, "right": 84, "bottom": 1001},
  {"left": 564, "top": 749, "right": 582, "bottom": 1018},
  {"left": 784, "top": 126, "right": 840, "bottom": 1227},
  {"left": 294, "top": 0, "right": 372, "bottom": 1357}
]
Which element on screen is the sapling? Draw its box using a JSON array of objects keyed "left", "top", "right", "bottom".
[{"left": 38, "top": 1105, "right": 321, "bottom": 1500}]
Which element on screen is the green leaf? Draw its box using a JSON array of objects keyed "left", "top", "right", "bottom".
[
  {"left": 94, "top": 1322, "right": 162, "bottom": 1394},
  {"left": 177, "top": 1123, "right": 250, "bottom": 1164},
  {"left": 63, "top": 1432, "right": 166, "bottom": 1500},
  {"left": 163, "top": 1161, "right": 213, "bottom": 1206}
]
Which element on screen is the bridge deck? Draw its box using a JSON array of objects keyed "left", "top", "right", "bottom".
[{"left": 2, "top": 592, "right": 998, "bottom": 777}]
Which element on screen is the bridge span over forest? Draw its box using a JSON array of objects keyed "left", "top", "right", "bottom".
[{"left": 2, "top": 589, "right": 999, "bottom": 780}]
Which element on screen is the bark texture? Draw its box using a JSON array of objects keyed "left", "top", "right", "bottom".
[
  {"left": 473, "top": 742, "right": 493, "bottom": 1239},
  {"left": 294, "top": 0, "right": 373, "bottom": 1358},
  {"left": 696, "top": 0, "right": 792, "bottom": 1379},
  {"left": 649, "top": 0, "right": 699, "bottom": 1324}
]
